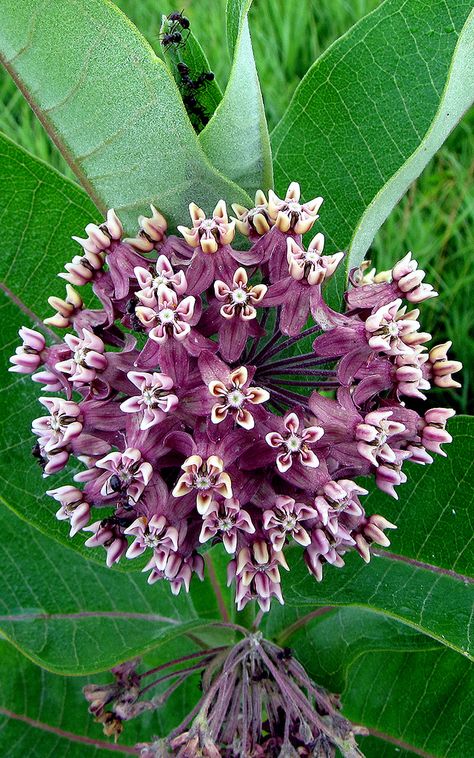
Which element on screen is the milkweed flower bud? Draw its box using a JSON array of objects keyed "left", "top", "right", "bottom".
[{"left": 11, "top": 188, "right": 459, "bottom": 612}]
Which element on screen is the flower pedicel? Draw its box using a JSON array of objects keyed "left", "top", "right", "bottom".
[{"left": 10, "top": 183, "right": 461, "bottom": 613}]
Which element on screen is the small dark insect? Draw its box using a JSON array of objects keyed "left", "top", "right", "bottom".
[
  {"left": 31, "top": 441, "right": 46, "bottom": 470},
  {"left": 277, "top": 646, "right": 293, "bottom": 661},
  {"left": 177, "top": 61, "right": 189, "bottom": 76},
  {"left": 160, "top": 30, "right": 183, "bottom": 50},
  {"left": 130, "top": 314, "right": 145, "bottom": 333},
  {"left": 109, "top": 474, "right": 124, "bottom": 493},
  {"left": 167, "top": 10, "right": 190, "bottom": 29},
  {"left": 125, "top": 296, "right": 138, "bottom": 315},
  {"left": 100, "top": 515, "right": 131, "bottom": 529}
]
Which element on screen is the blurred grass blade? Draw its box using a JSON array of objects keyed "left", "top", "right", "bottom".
[
  {"left": 0, "top": 0, "right": 251, "bottom": 233},
  {"left": 199, "top": 0, "right": 273, "bottom": 195},
  {"left": 271, "top": 0, "right": 474, "bottom": 303},
  {"left": 159, "top": 13, "right": 222, "bottom": 132}
]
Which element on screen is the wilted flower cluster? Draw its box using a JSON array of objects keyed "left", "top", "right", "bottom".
[{"left": 10, "top": 183, "right": 461, "bottom": 611}]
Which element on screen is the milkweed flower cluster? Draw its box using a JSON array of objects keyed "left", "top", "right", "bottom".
[{"left": 10, "top": 183, "right": 461, "bottom": 612}]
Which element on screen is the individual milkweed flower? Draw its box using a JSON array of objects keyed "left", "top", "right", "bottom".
[
  {"left": 231, "top": 189, "right": 274, "bottom": 238},
  {"left": 96, "top": 448, "right": 153, "bottom": 502},
  {"left": 8, "top": 327, "right": 46, "bottom": 373},
  {"left": 135, "top": 286, "right": 196, "bottom": 344},
  {"left": 208, "top": 365, "right": 270, "bottom": 429},
  {"left": 199, "top": 498, "right": 255, "bottom": 553},
  {"left": 46, "top": 485, "right": 91, "bottom": 536},
  {"left": 11, "top": 186, "right": 459, "bottom": 614},
  {"left": 263, "top": 234, "right": 344, "bottom": 335},
  {"left": 265, "top": 411, "right": 323, "bottom": 472},
  {"left": 124, "top": 515, "right": 179, "bottom": 559},
  {"left": 262, "top": 495, "right": 317, "bottom": 551},
  {"left": 232, "top": 540, "right": 289, "bottom": 611},
  {"left": 84, "top": 519, "right": 129, "bottom": 566},
  {"left": 55, "top": 329, "right": 108, "bottom": 385},
  {"left": 172, "top": 454, "right": 233, "bottom": 514},
  {"left": 120, "top": 371, "right": 178, "bottom": 430},
  {"left": 134, "top": 255, "right": 188, "bottom": 307},
  {"left": 347, "top": 251, "right": 438, "bottom": 309}
]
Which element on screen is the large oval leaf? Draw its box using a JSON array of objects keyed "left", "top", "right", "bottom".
[
  {"left": 285, "top": 607, "right": 473, "bottom": 757},
  {"left": 199, "top": 0, "right": 273, "bottom": 195},
  {"left": 0, "top": 501, "right": 233, "bottom": 675},
  {"left": 271, "top": 0, "right": 474, "bottom": 302},
  {"left": 0, "top": 0, "right": 251, "bottom": 232}
]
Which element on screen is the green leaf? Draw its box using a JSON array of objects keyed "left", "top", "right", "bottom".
[
  {"left": 279, "top": 416, "right": 474, "bottom": 658},
  {"left": 0, "top": 0, "right": 251, "bottom": 232},
  {"left": 271, "top": 0, "right": 474, "bottom": 302},
  {"left": 286, "top": 607, "right": 474, "bottom": 758},
  {"left": 0, "top": 502, "right": 233, "bottom": 675},
  {"left": 198, "top": 0, "right": 273, "bottom": 195},
  {"left": 0, "top": 636, "right": 205, "bottom": 754},
  {"left": 159, "top": 15, "right": 223, "bottom": 132}
]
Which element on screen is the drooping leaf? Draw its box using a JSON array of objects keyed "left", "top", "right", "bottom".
[
  {"left": 0, "top": 501, "right": 233, "bottom": 674},
  {"left": 271, "top": 0, "right": 474, "bottom": 303},
  {"left": 159, "top": 14, "right": 222, "bottom": 131},
  {"left": 199, "top": 0, "right": 273, "bottom": 195},
  {"left": 0, "top": 636, "right": 205, "bottom": 754},
  {"left": 279, "top": 416, "right": 474, "bottom": 658},
  {"left": 284, "top": 608, "right": 473, "bottom": 758},
  {"left": 0, "top": 0, "right": 251, "bottom": 232}
]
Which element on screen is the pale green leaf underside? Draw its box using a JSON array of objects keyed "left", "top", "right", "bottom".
[
  {"left": 271, "top": 0, "right": 474, "bottom": 303},
  {"left": 0, "top": 0, "right": 251, "bottom": 233},
  {"left": 199, "top": 0, "right": 273, "bottom": 195}
]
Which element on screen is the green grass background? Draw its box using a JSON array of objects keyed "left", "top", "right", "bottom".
[{"left": 1, "top": 0, "right": 472, "bottom": 412}]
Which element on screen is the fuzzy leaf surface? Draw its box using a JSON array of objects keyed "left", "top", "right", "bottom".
[{"left": 0, "top": 0, "right": 251, "bottom": 232}]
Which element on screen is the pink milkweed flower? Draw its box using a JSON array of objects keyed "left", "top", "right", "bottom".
[
  {"left": 96, "top": 448, "right": 153, "bottom": 502},
  {"left": 346, "top": 251, "right": 438, "bottom": 310},
  {"left": 262, "top": 235, "right": 343, "bottom": 335},
  {"left": 262, "top": 496, "right": 318, "bottom": 551},
  {"left": 232, "top": 540, "right": 289, "bottom": 612},
  {"left": 355, "top": 410, "right": 406, "bottom": 467},
  {"left": 124, "top": 204, "right": 168, "bottom": 252},
  {"left": 55, "top": 329, "right": 108, "bottom": 385},
  {"left": 134, "top": 255, "right": 188, "bottom": 308},
  {"left": 427, "top": 341, "right": 462, "bottom": 389},
  {"left": 265, "top": 411, "right": 323, "bottom": 472},
  {"left": 420, "top": 408, "right": 455, "bottom": 456},
  {"left": 84, "top": 519, "right": 128, "bottom": 567},
  {"left": 199, "top": 498, "right": 255, "bottom": 554},
  {"left": 214, "top": 267, "right": 267, "bottom": 320},
  {"left": 178, "top": 200, "right": 236, "bottom": 254},
  {"left": 354, "top": 514, "right": 397, "bottom": 562},
  {"left": 9, "top": 326, "right": 46, "bottom": 373},
  {"left": 375, "top": 450, "right": 410, "bottom": 499},
  {"left": 172, "top": 454, "right": 233, "bottom": 514},
  {"left": 314, "top": 479, "right": 367, "bottom": 526},
  {"left": 46, "top": 485, "right": 91, "bottom": 536},
  {"left": 120, "top": 371, "right": 178, "bottom": 430},
  {"left": 267, "top": 182, "right": 323, "bottom": 236},
  {"left": 208, "top": 365, "right": 270, "bottom": 430},
  {"left": 287, "top": 234, "right": 344, "bottom": 286},
  {"left": 135, "top": 286, "right": 196, "bottom": 344},
  {"left": 231, "top": 189, "right": 274, "bottom": 238},
  {"left": 144, "top": 552, "right": 204, "bottom": 594},
  {"left": 124, "top": 515, "right": 179, "bottom": 559},
  {"left": 365, "top": 299, "right": 430, "bottom": 356},
  {"left": 32, "top": 397, "right": 83, "bottom": 453}
]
